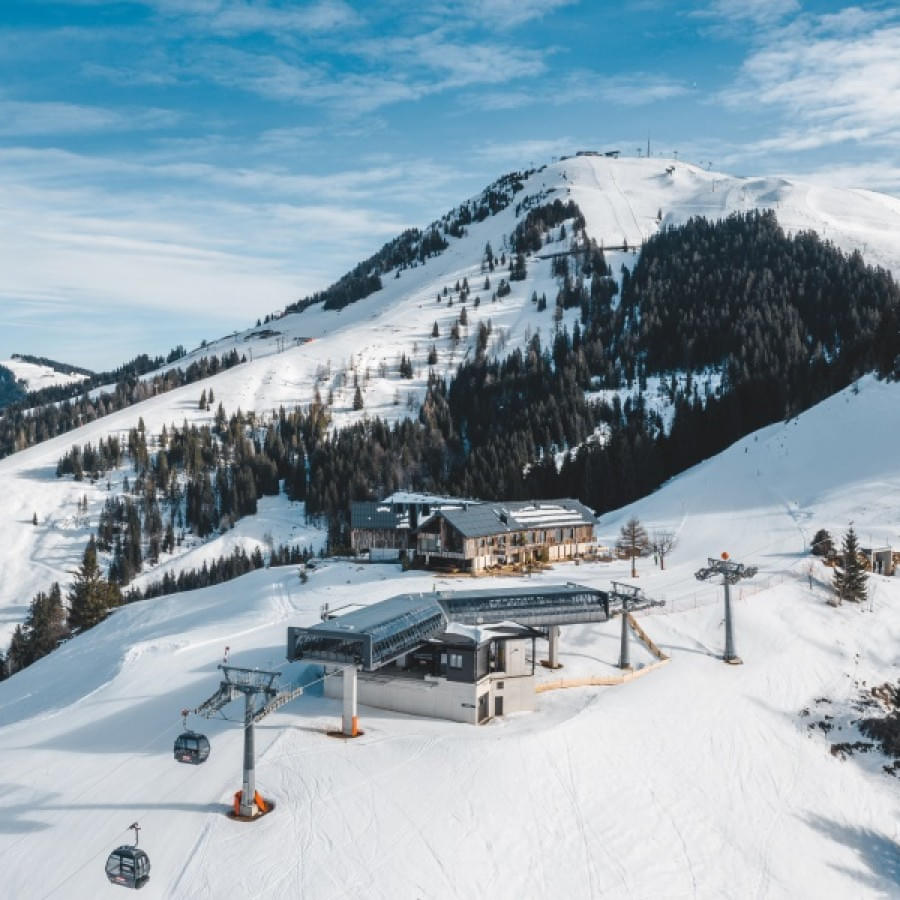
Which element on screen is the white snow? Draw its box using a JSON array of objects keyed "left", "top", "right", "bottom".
[
  {"left": 1, "top": 375, "right": 899, "bottom": 898},
  {"left": 1, "top": 157, "right": 900, "bottom": 897},
  {"left": 1, "top": 357, "right": 88, "bottom": 392}
]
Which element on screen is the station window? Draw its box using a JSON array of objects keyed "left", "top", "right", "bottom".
[{"left": 449, "top": 653, "right": 463, "bottom": 669}]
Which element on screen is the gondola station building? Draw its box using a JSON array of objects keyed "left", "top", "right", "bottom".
[
  {"left": 287, "top": 583, "right": 661, "bottom": 729},
  {"left": 350, "top": 494, "right": 596, "bottom": 571}
]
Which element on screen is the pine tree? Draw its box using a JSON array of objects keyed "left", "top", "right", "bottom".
[
  {"left": 353, "top": 385, "right": 364, "bottom": 410},
  {"left": 68, "top": 537, "right": 121, "bottom": 632},
  {"left": 833, "top": 524, "right": 867, "bottom": 604},
  {"left": 432, "top": 321, "right": 439, "bottom": 338}
]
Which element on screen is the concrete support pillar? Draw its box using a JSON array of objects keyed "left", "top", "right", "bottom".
[
  {"left": 342, "top": 666, "right": 359, "bottom": 736},
  {"left": 240, "top": 693, "right": 256, "bottom": 817},
  {"left": 618, "top": 601, "right": 632, "bottom": 670},
  {"left": 723, "top": 580, "right": 742, "bottom": 664},
  {"left": 544, "top": 625, "right": 562, "bottom": 668}
]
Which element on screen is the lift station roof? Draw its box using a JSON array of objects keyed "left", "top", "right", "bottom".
[{"left": 286, "top": 583, "right": 662, "bottom": 671}]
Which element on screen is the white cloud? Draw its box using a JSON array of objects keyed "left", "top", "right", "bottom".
[
  {"left": 691, "top": 0, "right": 799, "bottom": 29},
  {"left": 462, "top": 71, "right": 687, "bottom": 111},
  {"left": 0, "top": 99, "right": 179, "bottom": 136},
  {"left": 440, "top": 0, "right": 578, "bottom": 28},
  {"left": 130, "top": 0, "right": 360, "bottom": 34},
  {"left": 474, "top": 137, "right": 577, "bottom": 166},
  {"left": 718, "top": 11, "right": 900, "bottom": 155}
]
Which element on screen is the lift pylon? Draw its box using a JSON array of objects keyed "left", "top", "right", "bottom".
[
  {"left": 194, "top": 665, "right": 280, "bottom": 819},
  {"left": 694, "top": 554, "right": 757, "bottom": 664}
]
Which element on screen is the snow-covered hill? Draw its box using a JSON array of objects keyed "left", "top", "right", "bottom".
[
  {"left": 1, "top": 374, "right": 898, "bottom": 898},
  {"left": 109, "top": 155, "right": 900, "bottom": 429},
  {"left": 1, "top": 356, "right": 89, "bottom": 392},
  {"left": 3, "top": 155, "right": 900, "bottom": 644}
]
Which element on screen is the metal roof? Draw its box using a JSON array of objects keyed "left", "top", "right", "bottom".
[
  {"left": 287, "top": 581, "right": 665, "bottom": 671},
  {"left": 350, "top": 501, "right": 407, "bottom": 530},
  {"left": 433, "top": 499, "right": 595, "bottom": 539},
  {"left": 383, "top": 491, "right": 482, "bottom": 507},
  {"left": 287, "top": 593, "right": 447, "bottom": 670}
]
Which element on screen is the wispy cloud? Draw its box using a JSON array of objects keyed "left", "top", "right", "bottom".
[
  {"left": 691, "top": 0, "right": 799, "bottom": 32},
  {"left": 432, "top": 0, "right": 578, "bottom": 28},
  {"left": 0, "top": 98, "right": 179, "bottom": 136},
  {"left": 464, "top": 71, "right": 688, "bottom": 111},
  {"left": 720, "top": 13, "right": 900, "bottom": 152},
  {"left": 127, "top": 0, "right": 360, "bottom": 35},
  {"left": 473, "top": 137, "right": 578, "bottom": 166}
]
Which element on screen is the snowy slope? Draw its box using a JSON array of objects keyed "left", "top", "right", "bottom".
[
  {"left": 1, "top": 375, "right": 899, "bottom": 898},
  {"left": 121, "top": 155, "right": 900, "bottom": 427},
  {"left": 1, "top": 357, "right": 89, "bottom": 392},
  {"left": 3, "top": 156, "right": 900, "bottom": 644}
]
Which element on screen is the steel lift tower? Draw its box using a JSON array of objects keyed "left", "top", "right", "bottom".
[
  {"left": 194, "top": 664, "right": 304, "bottom": 819},
  {"left": 610, "top": 581, "right": 647, "bottom": 670},
  {"left": 694, "top": 554, "right": 757, "bottom": 664}
]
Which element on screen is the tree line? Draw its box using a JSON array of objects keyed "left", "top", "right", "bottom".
[{"left": 0, "top": 349, "right": 243, "bottom": 462}]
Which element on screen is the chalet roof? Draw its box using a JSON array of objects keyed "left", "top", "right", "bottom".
[
  {"left": 350, "top": 501, "right": 407, "bottom": 530},
  {"left": 433, "top": 498, "right": 595, "bottom": 538},
  {"left": 382, "top": 491, "right": 482, "bottom": 507}
]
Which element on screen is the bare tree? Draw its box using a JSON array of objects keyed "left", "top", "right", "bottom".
[
  {"left": 650, "top": 531, "right": 676, "bottom": 570},
  {"left": 617, "top": 517, "right": 649, "bottom": 578}
]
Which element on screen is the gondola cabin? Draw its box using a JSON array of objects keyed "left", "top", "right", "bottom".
[
  {"left": 173, "top": 731, "right": 210, "bottom": 764},
  {"left": 105, "top": 846, "right": 150, "bottom": 889}
]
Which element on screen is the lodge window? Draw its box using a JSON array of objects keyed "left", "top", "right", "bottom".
[{"left": 449, "top": 653, "right": 463, "bottom": 669}]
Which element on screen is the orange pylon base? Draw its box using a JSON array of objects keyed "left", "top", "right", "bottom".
[{"left": 227, "top": 790, "right": 275, "bottom": 822}]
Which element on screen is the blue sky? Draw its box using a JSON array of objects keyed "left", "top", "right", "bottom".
[{"left": 1, "top": 0, "right": 898, "bottom": 369}]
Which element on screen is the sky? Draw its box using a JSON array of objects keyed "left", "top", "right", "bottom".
[{"left": 0, "top": 0, "right": 898, "bottom": 370}]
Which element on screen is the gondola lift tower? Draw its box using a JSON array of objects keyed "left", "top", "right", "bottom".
[{"left": 694, "top": 553, "right": 757, "bottom": 664}]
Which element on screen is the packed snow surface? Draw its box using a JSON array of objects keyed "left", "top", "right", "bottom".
[{"left": 1, "top": 376, "right": 899, "bottom": 898}]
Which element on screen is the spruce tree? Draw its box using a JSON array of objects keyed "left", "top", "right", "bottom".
[
  {"left": 68, "top": 536, "right": 121, "bottom": 632},
  {"left": 353, "top": 385, "right": 364, "bottom": 411},
  {"left": 833, "top": 525, "right": 867, "bottom": 604}
]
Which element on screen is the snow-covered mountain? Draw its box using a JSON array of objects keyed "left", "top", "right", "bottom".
[
  {"left": 3, "top": 155, "right": 900, "bottom": 636},
  {"left": 137, "top": 155, "right": 900, "bottom": 428},
  {"left": 1, "top": 155, "right": 900, "bottom": 897},
  {"left": 1, "top": 374, "right": 898, "bottom": 898},
  {"left": 1, "top": 355, "right": 90, "bottom": 393}
]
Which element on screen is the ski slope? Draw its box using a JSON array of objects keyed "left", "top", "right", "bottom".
[
  {"left": 1, "top": 357, "right": 89, "bottom": 392},
  {"left": 5, "top": 155, "right": 900, "bottom": 645},
  {"left": 1, "top": 376, "right": 899, "bottom": 899}
]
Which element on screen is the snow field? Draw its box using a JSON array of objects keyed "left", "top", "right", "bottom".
[
  {"left": 2, "top": 157, "right": 900, "bottom": 897},
  {"left": 1, "top": 375, "right": 899, "bottom": 897}
]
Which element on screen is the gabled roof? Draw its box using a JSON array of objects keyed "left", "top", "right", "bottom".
[
  {"left": 350, "top": 501, "right": 408, "bottom": 530},
  {"left": 431, "top": 498, "right": 595, "bottom": 539},
  {"left": 382, "top": 491, "right": 482, "bottom": 507}
]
